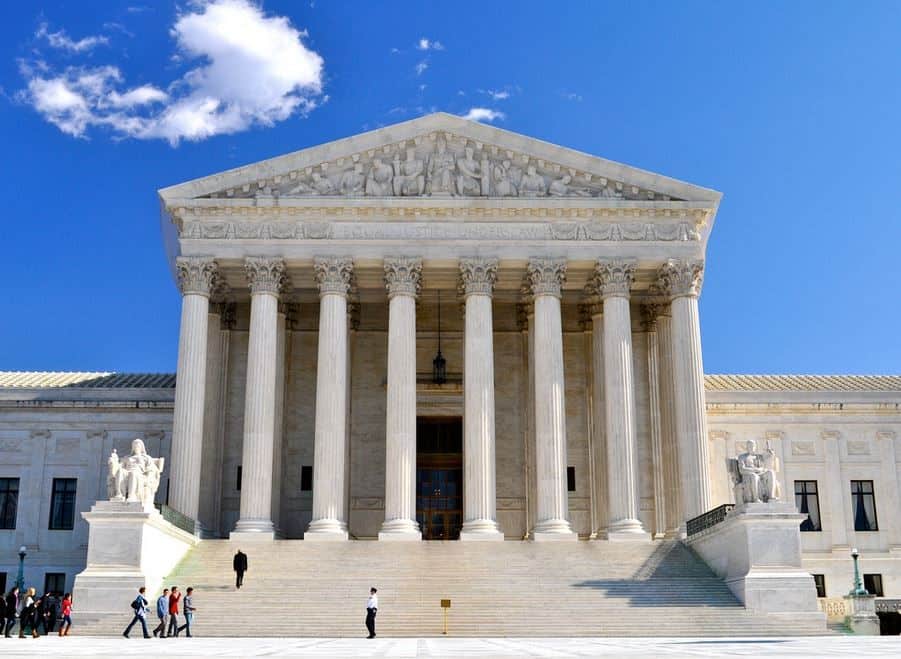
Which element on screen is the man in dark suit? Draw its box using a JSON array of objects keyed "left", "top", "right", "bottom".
[{"left": 233, "top": 550, "right": 248, "bottom": 589}]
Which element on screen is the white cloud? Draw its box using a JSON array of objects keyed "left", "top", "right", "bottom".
[
  {"left": 36, "top": 23, "right": 109, "bottom": 53},
  {"left": 461, "top": 107, "right": 505, "bottom": 123},
  {"left": 20, "top": 0, "right": 325, "bottom": 145},
  {"left": 417, "top": 37, "right": 444, "bottom": 51},
  {"left": 561, "top": 91, "right": 583, "bottom": 102},
  {"left": 487, "top": 89, "right": 509, "bottom": 100},
  {"left": 414, "top": 60, "right": 428, "bottom": 76}
]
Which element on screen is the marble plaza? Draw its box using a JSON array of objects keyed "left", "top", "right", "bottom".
[{"left": 0, "top": 114, "right": 899, "bottom": 636}]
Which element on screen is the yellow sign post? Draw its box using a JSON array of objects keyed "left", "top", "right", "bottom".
[{"left": 440, "top": 599, "right": 451, "bottom": 635}]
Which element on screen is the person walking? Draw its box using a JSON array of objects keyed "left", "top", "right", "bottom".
[
  {"left": 0, "top": 587, "right": 6, "bottom": 639},
  {"left": 167, "top": 586, "right": 181, "bottom": 638},
  {"left": 58, "top": 593, "right": 72, "bottom": 636},
  {"left": 123, "top": 586, "right": 150, "bottom": 638},
  {"left": 4, "top": 587, "right": 18, "bottom": 637},
  {"left": 152, "top": 588, "right": 169, "bottom": 638},
  {"left": 233, "top": 550, "right": 247, "bottom": 589},
  {"left": 176, "top": 587, "right": 195, "bottom": 638},
  {"left": 19, "top": 589, "right": 38, "bottom": 638},
  {"left": 365, "top": 587, "right": 378, "bottom": 639}
]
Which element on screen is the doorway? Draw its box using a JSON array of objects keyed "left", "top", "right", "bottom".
[{"left": 416, "top": 417, "right": 463, "bottom": 540}]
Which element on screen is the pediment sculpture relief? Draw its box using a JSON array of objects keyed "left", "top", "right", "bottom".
[{"left": 204, "top": 133, "right": 677, "bottom": 201}]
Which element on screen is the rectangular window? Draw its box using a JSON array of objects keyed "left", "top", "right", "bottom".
[
  {"left": 794, "top": 480, "right": 822, "bottom": 532},
  {"left": 44, "top": 572, "right": 65, "bottom": 596},
  {"left": 851, "top": 480, "right": 879, "bottom": 531},
  {"left": 0, "top": 478, "right": 19, "bottom": 530},
  {"left": 236, "top": 466, "right": 242, "bottom": 491},
  {"left": 300, "top": 465, "right": 313, "bottom": 492},
  {"left": 864, "top": 574, "right": 884, "bottom": 597},
  {"left": 49, "top": 478, "right": 77, "bottom": 530},
  {"left": 566, "top": 466, "right": 576, "bottom": 492},
  {"left": 812, "top": 574, "right": 826, "bottom": 598}
]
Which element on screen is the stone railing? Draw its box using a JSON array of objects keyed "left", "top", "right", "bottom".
[
  {"left": 686, "top": 504, "right": 735, "bottom": 537},
  {"left": 818, "top": 597, "right": 849, "bottom": 623},
  {"left": 156, "top": 504, "right": 196, "bottom": 535}
]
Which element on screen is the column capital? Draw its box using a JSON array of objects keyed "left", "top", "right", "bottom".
[
  {"left": 526, "top": 258, "right": 566, "bottom": 298},
  {"left": 384, "top": 257, "right": 422, "bottom": 299},
  {"left": 640, "top": 303, "right": 662, "bottom": 331},
  {"left": 313, "top": 256, "right": 354, "bottom": 297},
  {"left": 459, "top": 257, "right": 498, "bottom": 297},
  {"left": 244, "top": 257, "right": 287, "bottom": 296},
  {"left": 656, "top": 259, "right": 704, "bottom": 299},
  {"left": 176, "top": 256, "right": 219, "bottom": 297},
  {"left": 591, "top": 259, "right": 636, "bottom": 299}
]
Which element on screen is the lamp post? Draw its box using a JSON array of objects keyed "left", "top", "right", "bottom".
[
  {"left": 16, "top": 545, "right": 27, "bottom": 592},
  {"left": 850, "top": 547, "right": 867, "bottom": 596}
]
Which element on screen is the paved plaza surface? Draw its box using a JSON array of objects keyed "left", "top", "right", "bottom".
[{"left": 0, "top": 636, "right": 896, "bottom": 658}]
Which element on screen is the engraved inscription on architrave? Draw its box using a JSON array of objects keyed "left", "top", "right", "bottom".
[{"left": 201, "top": 132, "right": 680, "bottom": 202}]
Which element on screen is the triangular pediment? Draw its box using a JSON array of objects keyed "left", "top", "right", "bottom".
[{"left": 159, "top": 113, "right": 720, "bottom": 205}]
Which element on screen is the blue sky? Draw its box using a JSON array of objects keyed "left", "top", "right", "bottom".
[{"left": 1, "top": 1, "right": 899, "bottom": 374}]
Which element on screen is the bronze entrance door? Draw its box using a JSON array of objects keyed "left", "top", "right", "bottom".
[{"left": 416, "top": 417, "right": 463, "bottom": 540}]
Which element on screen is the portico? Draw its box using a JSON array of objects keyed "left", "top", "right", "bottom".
[{"left": 158, "top": 113, "right": 721, "bottom": 541}]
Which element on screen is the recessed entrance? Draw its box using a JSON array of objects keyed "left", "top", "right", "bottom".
[{"left": 416, "top": 417, "right": 463, "bottom": 540}]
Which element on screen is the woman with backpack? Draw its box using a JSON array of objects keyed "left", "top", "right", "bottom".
[{"left": 58, "top": 593, "right": 73, "bottom": 636}]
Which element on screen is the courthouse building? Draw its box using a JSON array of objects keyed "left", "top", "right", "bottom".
[{"left": 0, "top": 114, "right": 899, "bottom": 630}]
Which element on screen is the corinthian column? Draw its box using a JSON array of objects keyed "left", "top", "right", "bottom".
[
  {"left": 459, "top": 258, "right": 504, "bottom": 541},
  {"left": 592, "top": 260, "right": 648, "bottom": 539},
  {"left": 379, "top": 257, "right": 422, "bottom": 541},
  {"left": 169, "top": 257, "right": 218, "bottom": 532},
  {"left": 307, "top": 257, "right": 354, "bottom": 541},
  {"left": 527, "top": 259, "right": 577, "bottom": 541},
  {"left": 657, "top": 259, "right": 711, "bottom": 525},
  {"left": 232, "top": 257, "right": 286, "bottom": 539}
]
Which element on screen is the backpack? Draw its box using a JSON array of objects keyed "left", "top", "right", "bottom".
[{"left": 131, "top": 597, "right": 141, "bottom": 611}]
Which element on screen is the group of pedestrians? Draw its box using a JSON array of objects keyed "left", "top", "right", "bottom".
[
  {"left": 0, "top": 586, "right": 73, "bottom": 638},
  {"left": 123, "top": 585, "right": 196, "bottom": 639}
]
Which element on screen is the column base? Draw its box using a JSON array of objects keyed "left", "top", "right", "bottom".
[
  {"left": 460, "top": 520, "right": 504, "bottom": 542},
  {"left": 605, "top": 518, "right": 651, "bottom": 541},
  {"left": 231, "top": 518, "right": 276, "bottom": 541},
  {"left": 531, "top": 518, "right": 578, "bottom": 541},
  {"left": 305, "top": 519, "right": 349, "bottom": 541},
  {"left": 378, "top": 518, "right": 421, "bottom": 541}
]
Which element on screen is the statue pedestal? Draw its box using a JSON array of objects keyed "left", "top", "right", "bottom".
[
  {"left": 73, "top": 501, "right": 199, "bottom": 624},
  {"left": 685, "top": 501, "right": 826, "bottom": 629},
  {"left": 845, "top": 593, "right": 881, "bottom": 635}
]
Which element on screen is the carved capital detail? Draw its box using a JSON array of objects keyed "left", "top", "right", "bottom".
[
  {"left": 459, "top": 257, "right": 498, "bottom": 297},
  {"left": 176, "top": 256, "right": 219, "bottom": 296},
  {"left": 657, "top": 259, "right": 704, "bottom": 299},
  {"left": 244, "top": 256, "right": 287, "bottom": 296},
  {"left": 384, "top": 257, "right": 422, "bottom": 299},
  {"left": 313, "top": 256, "right": 354, "bottom": 297},
  {"left": 640, "top": 304, "right": 662, "bottom": 331},
  {"left": 526, "top": 258, "right": 566, "bottom": 298},
  {"left": 591, "top": 259, "right": 636, "bottom": 299}
]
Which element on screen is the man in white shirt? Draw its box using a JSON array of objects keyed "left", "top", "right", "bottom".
[{"left": 365, "top": 587, "right": 378, "bottom": 639}]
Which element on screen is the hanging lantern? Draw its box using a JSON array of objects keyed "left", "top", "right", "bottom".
[{"left": 432, "top": 290, "right": 447, "bottom": 384}]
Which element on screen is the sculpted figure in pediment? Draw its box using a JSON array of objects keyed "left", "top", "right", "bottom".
[
  {"left": 340, "top": 163, "right": 365, "bottom": 196},
  {"left": 518, "top": 165, "right": 547, "bottom": 197},
  {"left": 365, "top": 158, "right": 394, "bottom": 196},
  {"left": 285, "top": 178, "right": 313, "bottom": 195},
  {"left": 492, "top": 159, "right": 517, "bottom": 197},
  {"left": 393, "top": 147, "right": 425, "bottom": 196},
  {"left": 426, "top": 138, "right": 455, "bottom": 195},
  {"left": 455, "top": 146, "right": 482, "bottom": 196},
  {"left": 310, "top": 171, "right": 336, "bottom": 195},
  {"left": 549, "top": 174, "right": 592, "bottom": 197},
  {"left": 599, "top": 185, "right": 623, "bottom": 199}
]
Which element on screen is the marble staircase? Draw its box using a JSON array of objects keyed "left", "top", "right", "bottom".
[{"left": 82, "top": 539, "right": 828, "bottom": 637}]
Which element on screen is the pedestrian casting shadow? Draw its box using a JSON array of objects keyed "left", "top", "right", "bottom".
[{"left": 571, "top": 542, "right": 742, "bottom": 608}]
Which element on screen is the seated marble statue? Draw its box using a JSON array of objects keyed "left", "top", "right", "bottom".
[
  {"left": 728, "top": 439, "right": 781, "bottom": 504},
  {"left": 518, "top": 165, "right": 547, "bottom": 196},
  {"left": 393, "top": 148, "right": 425, "bottom": 196},
  {"left": 107, "top": 439, "right": 165, "bottom": 506}
]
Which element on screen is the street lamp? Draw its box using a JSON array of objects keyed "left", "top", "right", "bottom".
[
  {"left": 16, "top": 545, "right": 27, "bottom": 592},
  {"left": 849, "top": 547, "right": 868, "bottom": 596}
]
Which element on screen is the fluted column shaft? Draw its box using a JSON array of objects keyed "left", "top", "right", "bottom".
[
  {"left": 379, "top": 257, "right": 422, "bottom": 540},
  {"left": 658, "top": 259, "right": 711, "bottom": 524},
  {"left": 169, "top": 257, "right": 218, "bottom": 531},
  {"left": 233, "top": 257, "right": 285, "bottom": 538},
  {"left": 460, "top": 258, "right": 503, "bottom": 541},
  {"left": 643, "top": 306, "right": 666, "bottom": 539},
  {"left": 589, "top": 307, "right": 608, "bottom": 538},
  {"left": 307, "top": 258, "right": 353, "bottom": 540},
  {"left": 528, "top": 259, "right": 577, "bottom": 540},
  {"left": 593, "top": 260, "right": 648, "bottom": 539},
  {"left": 656, "top": 310, "right": 682, "bottom": 536}
]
